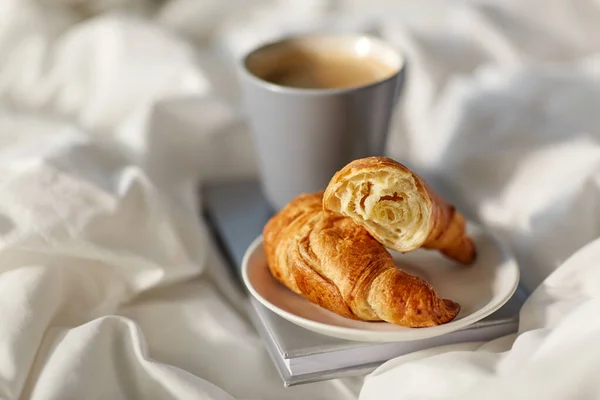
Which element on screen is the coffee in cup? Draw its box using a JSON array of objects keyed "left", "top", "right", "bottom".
[{"left": 255, "top": 47, "right": 397, "bottom": 89}]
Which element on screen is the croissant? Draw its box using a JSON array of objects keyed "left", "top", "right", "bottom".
[
  {"left": 323, "top": 157, "right": 476, "bottom": 264},
  {"left": 263, "top": 192, "right": 460, "bottom": 328}
]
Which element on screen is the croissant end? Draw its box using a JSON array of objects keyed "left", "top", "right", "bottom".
[{"left": 323, "top": 156, "right": 476, "bottom": 265}]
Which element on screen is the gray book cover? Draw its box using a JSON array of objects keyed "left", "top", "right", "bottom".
[{"left": 246, "top": 290, "right": 525, "bottom": 386}]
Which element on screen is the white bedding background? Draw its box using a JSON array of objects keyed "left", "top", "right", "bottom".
[{"left": 1, "top": 0, "right": 600, "bottom": 399}]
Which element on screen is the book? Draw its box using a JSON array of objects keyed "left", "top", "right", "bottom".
[
  {"left": 247, "top": 291, "right": 525, "bottom": 386},
  {"left": 202, "top": 180, "right": 528, "bottom": 386}
]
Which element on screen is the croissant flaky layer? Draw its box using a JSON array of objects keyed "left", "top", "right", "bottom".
[
  {"left": 323, "top": 157, "right": 476, "bottom": 265},
  {"left": 263, "top": 192, "right": 460, "bottom": 328}
]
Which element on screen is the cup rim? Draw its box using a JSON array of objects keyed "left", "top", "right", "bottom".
[{"left": 239, "top": 33, "right": 405, "bottom": 96}]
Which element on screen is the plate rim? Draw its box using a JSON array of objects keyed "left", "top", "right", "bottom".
[{"left": 242, "top": 232, "right": 520, "bottom": 342}]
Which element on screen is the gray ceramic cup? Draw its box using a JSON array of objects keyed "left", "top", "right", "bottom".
[{"left": 240, "top": 34, "right": 405, "bottom": 210}]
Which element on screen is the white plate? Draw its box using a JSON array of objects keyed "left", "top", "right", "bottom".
[{"left": 242, "top": 224, "right": 519, "bottom": 342}]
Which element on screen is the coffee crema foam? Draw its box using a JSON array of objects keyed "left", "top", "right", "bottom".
[{"left": 255, "top": 47, "right": 396, "bottom": 90}]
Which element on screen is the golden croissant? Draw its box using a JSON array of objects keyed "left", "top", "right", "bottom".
[
  {"left": 323, "top": 157, "right": 476, "bottom": 264},
  {"left": 263, "top": 192, "right": 460, "bottom": 327}
]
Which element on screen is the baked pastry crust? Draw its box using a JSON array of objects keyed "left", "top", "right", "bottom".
[
  {"left": 263, "top": 192, "right": 460, "bottom": 327},
  {"left": 323, "top": 157, "right": 476, "bottom": 264}
]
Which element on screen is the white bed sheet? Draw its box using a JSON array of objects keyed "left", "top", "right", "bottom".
[{"left": 1, "top": 0, "right": 600, "bottom": 399}]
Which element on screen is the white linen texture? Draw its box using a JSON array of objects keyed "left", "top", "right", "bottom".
[{"left": 1, "top": 0, "right": 600, "bottom": 399}]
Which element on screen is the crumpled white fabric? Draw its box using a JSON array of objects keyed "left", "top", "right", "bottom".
[
  {"left": 0, "top": 1, "right": 360, "bottom": 399},
  {"left": 355, "top": 0, "right": 600, "bottom": 398},
  {"left": 2, "top": 0, "right": 600, "bottom": 399}
]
